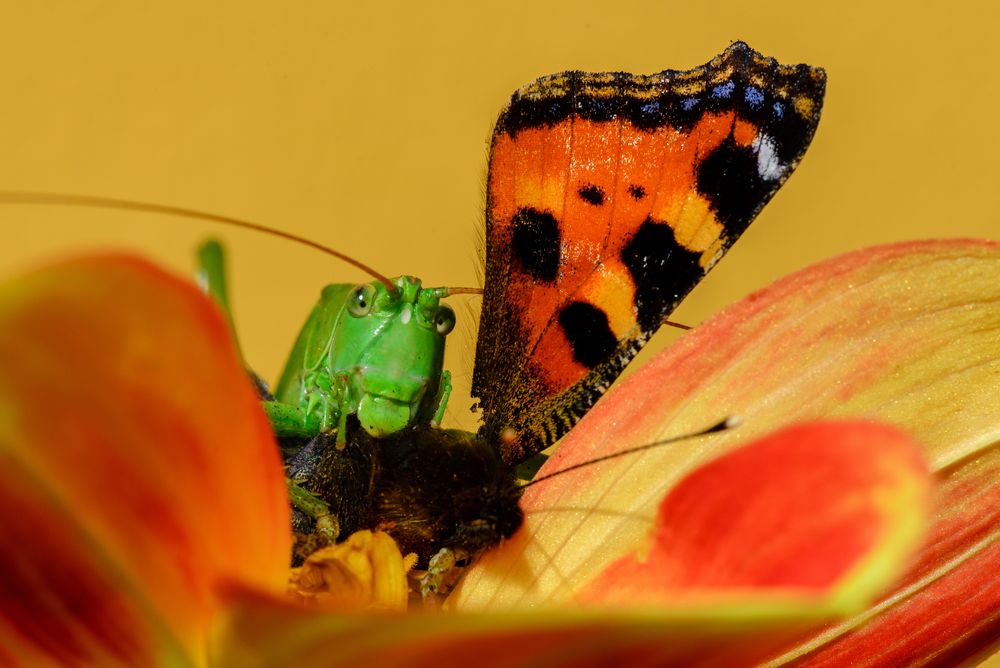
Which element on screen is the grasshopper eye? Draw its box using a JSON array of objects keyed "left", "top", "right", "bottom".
[
  {"left": 434, "top": 305, "right": 456, "bottom": 335},
  {"left": 348, "top": 284, "right": 377, "bottom": 317}
]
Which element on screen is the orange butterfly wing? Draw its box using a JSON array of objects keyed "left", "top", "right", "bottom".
[{"left": 473, "top": 43, "right": 826, "bottom": 464}]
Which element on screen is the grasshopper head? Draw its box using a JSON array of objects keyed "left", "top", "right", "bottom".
[{"left": 332, "top": 276, "right": 455, "bottom": 436}]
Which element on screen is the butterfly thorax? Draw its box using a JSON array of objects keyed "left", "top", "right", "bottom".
[{"left": 360, "top": 422, "right": 524, "bottom": 564}]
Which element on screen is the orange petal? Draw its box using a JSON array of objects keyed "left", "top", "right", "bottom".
[
  {"left": 578, "top": 421, "right": 929, "bottom": 607},
  {"left": 455, "top": 240, "right": 1000, "bottom": 611},
  {"left": 0, "top": 254, "right": 289, "bottom": 666}
]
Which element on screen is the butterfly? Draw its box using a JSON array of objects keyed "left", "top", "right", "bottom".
[{"left": 289, "top": 41, "right": 826, "bottom": 583}]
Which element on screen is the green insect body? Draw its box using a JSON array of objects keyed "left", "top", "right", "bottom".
[
  {"left": 197, "top": 240, "right": 456, "bottom": 443},
  {"left": 269, "top": 277, "right": 455, "bottom": 440}
]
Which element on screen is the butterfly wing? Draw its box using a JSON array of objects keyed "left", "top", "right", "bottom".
[{"left": 473, "top": 42, "right": 826, "bottom": 464}]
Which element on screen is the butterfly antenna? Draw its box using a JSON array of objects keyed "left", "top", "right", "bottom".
[
  {"left": 0, "top": 191, "right": 397, "bottom": 292},
  {"left": 523, "top": 416, "right": 741, "bottom": 488}
]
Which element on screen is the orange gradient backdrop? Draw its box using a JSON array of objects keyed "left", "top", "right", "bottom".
[{"left": 0, "top": 2, "right": 997, "bottom": 434}]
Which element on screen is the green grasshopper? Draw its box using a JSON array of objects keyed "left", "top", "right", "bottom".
[
  {"left": 1, "top": 193, "right": 469, "bottom": 444},
  {"left": 199, "top": 237, "right": 475, "bottom": 553},
  {"left": 200, "top": 239, "right": 459, "bottom": 443}
]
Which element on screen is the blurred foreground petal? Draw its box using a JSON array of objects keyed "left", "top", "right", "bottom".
[
  {"left": 456, "top": 240, "right": 1000, "bottom": 613},
  {"left": 212, "top": 591, "right": 837, "bottom": 668},
  {"left": 213, "top": 421, "right": 929, "bottom": 667},
  {"left": 0, "top": 255, "right": 289, "bottom": 666}
]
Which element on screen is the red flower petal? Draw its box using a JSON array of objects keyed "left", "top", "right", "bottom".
[
  {"left": 763, "top": 445, "right": 1000, "bottom": 666},
  {"left": 0, "top": 255, "right": 289, "bottom": 665},
  {"left": 578, "top": 421, "right": 929, "bottom": 606}
]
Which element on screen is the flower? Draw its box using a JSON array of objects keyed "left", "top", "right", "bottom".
[{"left": 0, "top": 240, "right": 997, "bottom": 666}]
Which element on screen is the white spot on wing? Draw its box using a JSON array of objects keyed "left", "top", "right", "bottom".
[
  {"left": 752, "top": 133, "right": 785, "bottom": 181},
  {"left": 400, "top": 304, "right": 412, "bottom": 324}
]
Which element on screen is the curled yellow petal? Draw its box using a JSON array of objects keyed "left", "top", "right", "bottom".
[{"left": 288, "top": 531, "right": 415, "bottom": 612}]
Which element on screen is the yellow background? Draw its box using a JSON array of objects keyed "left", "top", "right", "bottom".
[{"left": 0, "top": 2, "right": 997, "bottom": 434}]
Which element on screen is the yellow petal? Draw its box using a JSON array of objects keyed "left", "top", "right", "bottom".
[{"left": 287, "top": 531, "right": 415, "bottom": 612}]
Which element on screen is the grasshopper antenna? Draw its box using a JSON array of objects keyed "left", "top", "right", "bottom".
[
  {"left": 0, "top": 190, "right": 398, "bottom": 292},
  {"left": 523, "top": 416, "right": 741, "bottom": 488},
  {"left": 442, "top": 287, "right": 483, "bottom": 296}
]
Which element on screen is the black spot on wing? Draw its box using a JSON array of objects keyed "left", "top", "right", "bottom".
[
  {"left": 628, "top": 184, "right": 646, "bottom": 200},
  {"left": 577, "top": 183, "right": 605, "bottom": 205},
  {"left": 558, "top": 301, "right": 618, "bottom": 368},
  {"left": 696, "top": 134, "right": 771, "bottom": 234},
  {"left": 510, "top": 207, "right": 561, "bottom": 283},
  {"left": 621, "top": 218, "right": 702, "bottom": 330}
]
